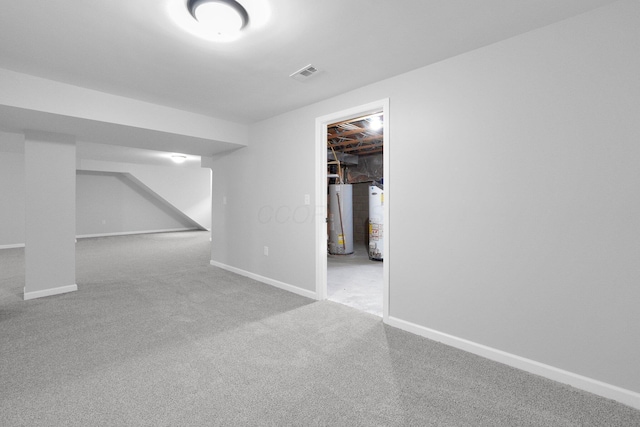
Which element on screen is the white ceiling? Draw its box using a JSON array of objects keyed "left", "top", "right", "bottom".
[
  {"left": 0, "top": 0, "right": 617, "bottom": 125},
  {"left": 0, "top": 0, "right": 619, "bottom": 165}
]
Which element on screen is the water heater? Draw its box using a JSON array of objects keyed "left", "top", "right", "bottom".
[{"left": 368, "top": 185, "right": 384, "bottom": 261}]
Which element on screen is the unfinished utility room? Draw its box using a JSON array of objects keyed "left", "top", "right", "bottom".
[{"left": 326, "top": 112, "right": 384, "bottom": 316}]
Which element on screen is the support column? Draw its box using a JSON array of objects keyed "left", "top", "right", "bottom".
[
  {"left": 201, "top": 157, "right": 214, "bottom": 243},
  {"left": 24, "top": 131, "right": 77, "bottom": 300}
]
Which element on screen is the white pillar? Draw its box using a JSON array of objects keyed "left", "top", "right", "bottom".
[
  {"left": 201, "top": 157, "right": 214, "bottom": 243},
  {"left": 24, "top": 131, "right": 77, "bottom": 300}
]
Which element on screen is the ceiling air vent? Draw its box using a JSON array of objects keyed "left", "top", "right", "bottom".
[{"left": 290, "top": 64, "right": 319, "bottom": 82}]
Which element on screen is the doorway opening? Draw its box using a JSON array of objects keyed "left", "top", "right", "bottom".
[{"left": 315, "top": 99, "right": 389, "bottom": 320}]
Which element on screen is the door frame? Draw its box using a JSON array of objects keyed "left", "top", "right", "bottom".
[{"left": 314, "top": 98, "right": 390, "bottom": 320}]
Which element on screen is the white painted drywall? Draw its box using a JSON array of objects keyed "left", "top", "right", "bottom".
[
  {"left": 24, "top": 131, "right": 76, "bottom": 297},
  {"left": 382, "top": 0, "right": 640, "bottom": 395},
  {"left": 0, "top": 145, "right": 211, "bottom": 245},
  {"left": 209, "top": 0, "right": 640, "bottom": 395},
  {"left": 0, "top": 132, "right": 25, "bottom": 247},
  {"left": 78, "top": 159, "right": 212, "bottom": 230},
  {"left": 210, "top": 114, "right": 317, "bottom": 288},
  {"left": 76, "top": 171, "right": 199, "bottom": 236},
  {"left": 0, "top": 67, "right": 248, "bottom": 145}
]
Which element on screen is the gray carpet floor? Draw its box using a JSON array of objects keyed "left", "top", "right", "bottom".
[{"left": 1, "top": 231, "right": 639, "bottom": 426}]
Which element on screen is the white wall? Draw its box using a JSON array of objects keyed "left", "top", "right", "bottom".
[
  {"left": 210, "top": 115, "right": 317, "bottom": 288},
  {"left": 0, "top": 133, "right": 25, "bottom": 247},
  {"left": 0, "top": 137, "right": 212, "bottom": 245},
  {"left": 209, "top": 0, "right": 640, "bottom": 399},
  {"left": 78, "top": 159, "right": 212, "bottom": 230},
  {"left": 76, "top": 171, "right": 198, "bottom": 236},
  {"left": 0, "top": 67, "right": 248, "bottom": 145},
  {"left": 24, "top": 132, "right": 76, "bottom": 299}
]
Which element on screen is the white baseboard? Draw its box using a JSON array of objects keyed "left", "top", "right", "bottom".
[
  {"left": 0, "top": 243, "right": 25, "bottom": 250},
  {"left": 24, "top": 284, "right": 78, "bottom": 301},
  {"left": 76, "top": 228, "right": 199, "bottom": 239},
  {"left": 209, "top": 260, "right": 317, "bottom": 300},
  {"left": 2, "top": 229, "right": 200, "bottom": 248},
  {"left": 385, "top": 316, "right": 640, "bottom": 410}
]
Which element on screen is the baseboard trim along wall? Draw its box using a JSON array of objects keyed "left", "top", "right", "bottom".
[
  {"left": 209, "top": 260, "right": 317, "bottom": 300},
  {"left": 0, "top": 243, "right": 25, "bottom": 250},
  {"left": 76, "top": 227, "right": 200, "bottom": 239},
  {"left": 386, "top": 316, "right": 640, "bottom": 411},
  {"left": 24, "top": 284, "right": 78, "bottom": 301},
  {"left": 2, "top": 228, "right": 202, "bottom": 248}
]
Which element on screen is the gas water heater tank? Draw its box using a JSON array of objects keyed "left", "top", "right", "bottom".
[{"left": 368, "top": 185, "right": 384, "bottom": 261}]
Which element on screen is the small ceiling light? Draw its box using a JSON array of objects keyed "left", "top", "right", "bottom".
[
  {"left": 368, "top": 117, "right": 383, "bottom": 131},
  {"left": 171, "top": 154, "right": 187, "bottom": 164},
  {"left": 187, "top": 0, "right": 249, "bottom": 35}
]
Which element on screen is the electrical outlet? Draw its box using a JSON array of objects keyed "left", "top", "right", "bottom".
[
  {"left": 304, "top": 194, "right": 310, "bottom": 205},
  {"left": 264, "top": 246, "right": 269, "bottom": 256}
]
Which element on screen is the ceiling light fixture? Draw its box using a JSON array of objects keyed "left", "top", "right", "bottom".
[
  {"left": 168, "top": 0, "right": 269, "bottom": 43},
  {"left": 368, "top": 117, "right": 383, "bottom": 131},
  {"left": 171, "top": 154, "right": 187, "bottom": 164},
  {"left": 187, "top": 0, "right": 249, "bottom": 35}
]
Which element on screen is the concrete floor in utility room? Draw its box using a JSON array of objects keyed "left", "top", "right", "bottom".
[{"left": 327, "top": 247, "right": 383, "bottom": 317}]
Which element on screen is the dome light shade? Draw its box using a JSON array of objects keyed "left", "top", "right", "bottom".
[{"left": 187, "top": 0, "right": 249, "bottom": 35}]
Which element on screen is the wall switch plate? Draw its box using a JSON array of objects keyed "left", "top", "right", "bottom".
[
  {"left": 264, "top": 246, "right": 269, "bottom": 256},
  {"left": 223, "top": 196, "right": 227, "bottom": 205}
]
